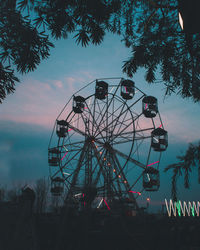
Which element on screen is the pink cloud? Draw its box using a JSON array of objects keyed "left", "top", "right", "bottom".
[{"left": 54, "top": 80, "right": 63, "bottom": 88}]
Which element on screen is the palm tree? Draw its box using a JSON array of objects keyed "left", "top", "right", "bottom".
[{"left": 164, "top": 142, "right": 200, "bottom": 201}]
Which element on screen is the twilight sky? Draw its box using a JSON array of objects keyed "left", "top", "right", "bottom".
[{"left": 0, "top": 32, "right": 200, "bottom": 209}]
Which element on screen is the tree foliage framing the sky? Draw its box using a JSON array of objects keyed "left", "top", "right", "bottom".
[{"left": 1, "top": 0, "right": 200, "bottom": 103}]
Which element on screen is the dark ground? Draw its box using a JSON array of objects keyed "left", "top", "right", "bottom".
[{"left": 0, "top": 201, "right": 200, "bottom": 250}]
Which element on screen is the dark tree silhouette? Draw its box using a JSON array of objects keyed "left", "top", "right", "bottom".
[
  {"left": 164, "top": 142, "right": 200, "bottom": 200},
  {"left": 1, "top": 0, "right": 200, "bottom": 102},
  {"left": 35, "top": 177, "right": 49, "bottom": 214}
]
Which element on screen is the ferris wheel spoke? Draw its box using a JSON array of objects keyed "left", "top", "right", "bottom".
[
  {"left": 112, "top": 147, "right": 146, "bottom": 169},
  {"left": 111, "top": 119, "right": 135, "bottom": 143},
  {"left": 61, "top": 147, "right": 83, "bottom": 171},
  {"left": 96, "top": 99, "right": 108, "bottom": 130},
  {"left": 50, "top": 149, "right": 82, "bottom": 179},
  {"left": 94, "top": 82, "right": 121, "bottom": 136},
  {"left": 111, "top": 113, "right": 143, "bottom": 142},
  {"left": 94, "top": 101, "right": 125, "bottom": 137},
  {"left": 67, "top": 123, "right": 87, "bottom": 137},
  {"left": 102, "top": 94, "right": 145, "bottom": 139},
  {"left": 63, "top": 140, "right": 85, "bottom": 147},
  {"left": 111, "top": 104, "right": 129, "bottom": 139},
  {"left": 113, "top": 135, "right": 151, "bottom": 145},
  {"left": 93, "top": 98, "right": 108, "bottom": 134},
  {"left": 83, "top": 102, "right": 106, "bottom": 142},
  {"left": 129, "top": 173, "right": 143, "bottom": 190},
  {"left": 91, "top": 144, "right": 119, "bottom": 195},
  {"left": 111, "top": 152, "right": 138, "bottom": 208},
  {"left": 68, "top": 142, "right": 88, "bottom": 193}
]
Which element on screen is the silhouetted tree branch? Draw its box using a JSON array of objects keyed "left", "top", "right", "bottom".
[
  {"left": 1, "top": 0, "right": 200, "bottom": 102},
  {"left": 164, "top": 142, "right": 200, "bottom": 201}
]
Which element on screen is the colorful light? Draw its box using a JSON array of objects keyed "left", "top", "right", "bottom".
[
  {"left": 147, "top": 197, "right": 150, "bottom": 202},
  {"left": 61, "top": 151, "right": 68, "bottom": 161},
  {"left": 165, "top": 199, "right": 200, "bottom": 217},
  {"left": 83, "top": 193, "right": 85, "bottom": 207},
  {"left": 159, "top": 124, "right": 162, "bottom": 128},
  {"left": 74, "top": 193, "right": 82, "bottom": 197},
  {"left": 129, "top": 190, "right": 141, "bottom": 195},
  {"left": 97, "top": 198, "right": 103, "bottom": 208},
  {"left": 147, "top": 161, "right": 159, "bottom": 167},
  {"left": 178, "top": 12, "right": 184, "bottom": 30},
  {"left": 63, "top": 172, "right": 71, "bottom": 175},
  {"left": 110, "top": 87, "right": 114, "bottom": 93},
  {"left": 145, "top": 103, "right": 148, "bottom": 110},
  {"left": 153, "top": 137, "right": 159, "bottom": 142},
  {"left": 104, "top": 199, "right": 111, "bottom": 210}
]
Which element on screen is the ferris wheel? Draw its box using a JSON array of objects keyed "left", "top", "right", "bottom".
[{"left": 48, "top": 77, "right": 168, "bottom": 211}]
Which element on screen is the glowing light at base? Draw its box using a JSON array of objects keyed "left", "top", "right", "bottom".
[
  {"left": 146, "top": 197, "right": 150, "bottom": 202},
  {"left": 147, "top": 161, "right": 159, "bottom": 167},
  {"left": 165, "top": 199, "right": 200, "bottom": 217},
  {"left": 104, "top": 199, "right": 111, "bottom": 210}
]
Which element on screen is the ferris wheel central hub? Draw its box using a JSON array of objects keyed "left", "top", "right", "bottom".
[
  {"left": 86, "top": 136, "right": 95, "bottom": 143},
  {"left": 103, "top": 142, "right": 112, "bottom": 149}
]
